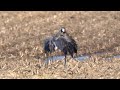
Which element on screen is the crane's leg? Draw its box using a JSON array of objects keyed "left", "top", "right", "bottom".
[
  {"left": 63, "top": 48, "right": 67, "bottom": 68},
  {"left": 75, "top": 52, "right": 77, "bottom": 58},
  {"left": 50, "top": 55, "right": 54, "bottom": 64},
  {"left": 64, "top": 55, "right": 67, "bottom": 68},
  {"left": 45, "top": 53, "right": 49, "bottom": 68}
]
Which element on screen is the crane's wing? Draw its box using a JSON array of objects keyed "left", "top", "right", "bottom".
[
  {"left": 69, "top": 36, "right": 77, "bottom": 54},
  {"left": 67, "top": 42, "right": 76, "bottom": 57},
  {"left": 63, "top": 34, "right": 77, "bottom": 54},
  {"left": 44, "top": 37, "right": 55, "bottom": 53},
  {"left": 44, "top": 38, "right": 50, "bottom": 53}
]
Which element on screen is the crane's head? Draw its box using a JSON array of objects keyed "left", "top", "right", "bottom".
[
  {"left": 60, "top": 27, "right": 66, "bottom": 33},
  {"left": 54, "top": 27, "right": 67, "bottom": 38}
]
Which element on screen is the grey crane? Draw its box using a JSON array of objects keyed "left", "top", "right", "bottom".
[{"left": 43, "top": 27, "right": 77, "bottom": 67}]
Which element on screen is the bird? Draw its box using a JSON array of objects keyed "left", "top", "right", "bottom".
[{"left": 43, "top": 27, "right": 77, "bottom": 67}]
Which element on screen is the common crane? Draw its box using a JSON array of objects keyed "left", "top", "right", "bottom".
[{"left": 44, "top": 27, "right": 77, "bottom": 67}]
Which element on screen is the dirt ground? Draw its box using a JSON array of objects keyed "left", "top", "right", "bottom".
[{"left": 0, "top": 11, "right": 120, "bottom": 79}]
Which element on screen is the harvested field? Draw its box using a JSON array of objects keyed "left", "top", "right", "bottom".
[{"left": 0, "top": 11, "right": 120, "bottom": 79}]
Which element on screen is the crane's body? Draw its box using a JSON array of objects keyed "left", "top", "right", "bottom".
[{"left": 43, "top": 27, "right": 77, "bottom": 67}]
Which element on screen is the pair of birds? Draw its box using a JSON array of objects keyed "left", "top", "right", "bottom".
[{"left": 44, "top": 27, "right": 77, "bottom": 67}]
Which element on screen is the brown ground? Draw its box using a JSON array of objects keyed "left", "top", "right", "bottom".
[{"left": 0, "top": 11, "right": 120, "bottom": 79}]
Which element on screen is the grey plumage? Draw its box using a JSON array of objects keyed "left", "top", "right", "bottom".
[{"left": 43, "top": 27, "right": 77, "bottom": 67}]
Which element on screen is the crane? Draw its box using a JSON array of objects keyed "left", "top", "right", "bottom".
[{"left": 43, "top": 27, "right": 77, "bottom": 67}]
